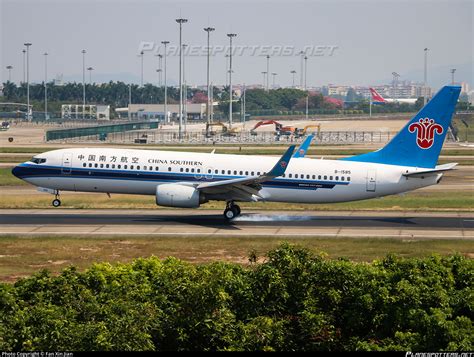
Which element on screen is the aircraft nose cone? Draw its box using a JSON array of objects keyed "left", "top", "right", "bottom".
[{"left": 12, "top": 165, "right": 25, "bottom": 179}]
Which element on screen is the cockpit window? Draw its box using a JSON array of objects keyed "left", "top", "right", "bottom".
[{"left": 31, "top": 158, "right": 47, "bottom": 164}]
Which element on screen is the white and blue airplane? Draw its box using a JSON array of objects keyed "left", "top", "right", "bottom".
[{"left": 13, "top": 86, "right": 460, "bottom": 220}]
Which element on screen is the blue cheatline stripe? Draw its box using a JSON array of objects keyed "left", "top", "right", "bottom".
[{"left": 15, "top": 164, "right": 349, "bottom": 190}]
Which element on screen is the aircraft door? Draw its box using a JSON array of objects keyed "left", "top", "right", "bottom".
[
  {"left": 61, "top": 153, "right": 73, "bottom": 174},
  {"left": 366, "top": 168, "right": 376, "bottom": 192}
]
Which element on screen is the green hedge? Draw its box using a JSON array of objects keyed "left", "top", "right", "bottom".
[{"left": 0, "top": 243, "right": 472, "bottom": 351}]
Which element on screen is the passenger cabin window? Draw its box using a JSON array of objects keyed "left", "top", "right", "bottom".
[
  {"left": 347, "top": 177, "right": 351, "bottom": 181},
  {"left": 289, "top": 174, "right": 292, "bottom": 178},
  {"left": 168, "top": 167, "right": 172, "bottom": 171},
  {"left": 341, "top": 177, "right": 345, "bottom": 181},
  {"left": 83, "top": 163, "right": 87, "bottom": 168}
]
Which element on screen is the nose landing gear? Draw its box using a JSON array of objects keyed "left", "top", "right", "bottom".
[{"left": 223, "top": 201, "right": 241, "bottom": 220}]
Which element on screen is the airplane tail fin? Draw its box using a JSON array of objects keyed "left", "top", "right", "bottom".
[
  {"left": 369, "top": 87, "right": 387, "bottom": 103},
  {"left": 343, "top": 85, "right": 461, "bottom": 168}
]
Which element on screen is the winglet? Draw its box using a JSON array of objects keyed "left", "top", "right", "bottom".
[
  {"left": 268, "top": 145, "right": 296, "bottom": 177},
  {"left": 293, "top": 135, "right": 314, "bottom": 158}
]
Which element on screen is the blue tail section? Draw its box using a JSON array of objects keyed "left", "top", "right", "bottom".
[
  {"left": 293, "top": 134, "right": 314, "bottom": 158},
  {"left": 342, "top": 85, "right": 461, "bottom": 168}
]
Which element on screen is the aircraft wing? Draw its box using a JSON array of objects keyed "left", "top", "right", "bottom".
[
  {"left": 293, "top": 134, "right": 314, "bottom": 158},
  {"left": 196, "top": 145, "right": 296, "bottom": 201}
]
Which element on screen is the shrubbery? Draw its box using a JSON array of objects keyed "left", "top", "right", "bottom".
[{"left": 0, "top": 243, "right": 472, "bottom": 351}]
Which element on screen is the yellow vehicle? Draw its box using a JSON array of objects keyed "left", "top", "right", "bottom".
[
  {"left": 205, "top": 122, "right": 241, "bottom": 137},
  {"left": 295, "top": 124, "right": 321, "bottom": 138}
]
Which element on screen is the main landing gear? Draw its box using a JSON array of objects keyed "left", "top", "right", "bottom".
[
  {"left": 52, "top": 191, "right": 61, "bottom": 207},
  {"left": 224, "top": 201, "right": 241, "bottom": 220}
]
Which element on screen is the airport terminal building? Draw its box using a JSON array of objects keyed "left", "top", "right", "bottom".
[{"left": 117, "top": 103, "right": 207, "bottom": 121}]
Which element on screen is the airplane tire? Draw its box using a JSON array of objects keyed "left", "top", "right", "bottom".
[
  {"left": 52, "top": 199, "right": 61, "bottom": 207},
  {"left": 224, "top": 207, "right": 236, "bottom": 220},
  {"left": 234, "top": 205, "right": 241, "bottom": 217}
]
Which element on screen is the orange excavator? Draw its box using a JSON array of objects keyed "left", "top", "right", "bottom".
[{"left": 250, "top": 120, "right": 297, "bottom": 136}]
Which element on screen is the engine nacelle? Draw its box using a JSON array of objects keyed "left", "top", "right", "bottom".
[{"left": 156, "top": 183, "right": 201, "bottom": 208}]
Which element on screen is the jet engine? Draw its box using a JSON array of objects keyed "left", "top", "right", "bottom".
[{"left": 156, "top": 184, "right": 203, "bottom": 208}]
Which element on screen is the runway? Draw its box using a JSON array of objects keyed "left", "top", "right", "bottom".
[{"left": 1, "top": 209, "right": 473, "bottom": 239}]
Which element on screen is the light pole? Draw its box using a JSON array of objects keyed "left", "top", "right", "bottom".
[
  {"left": 271, "top": 72, "right": 277, "bottom": 88},
  {"left": 128, "top": 84, "right": 131, "bottom": 120},
  {"left": 204, "top": 26, "right": 215, "bottom": 128},
  {"left": 450, "top": 68, "right": 456, "bottom": 85},
  {"left": 176, "top": 18, "right": 188, "bottom": 139},
  {"left": 22, "top": 49, "right": 26, "bottom": 83},
  {"left": 424, "top": 48, "right": 429, "bottom": 105},
  {"left": 156, "top": 54, "right": 163, "bottom": 86},
  {"left": 161, "top": 41, "right": 169, "bottom": 123},
  {"left": 87, "top": 67, "right": 94, "bottom": 84},
  {"left": 182, "top": 43, "right": 187, "bottom": 133},
  {"left": 266, "top": 55, "right": 270, "bottom": 91},
  {"left": 261, "top": 71, "right": 267, "bottom": 88},
  {"left": 290, "top": 70, "right": 296, "bottom": 88},
  {"left": 299, "top": 50, "right": 305, "bottom": 88},
  {"left": 82, "top": 49, "right": 86, "bottom": 119},
  {"left": 6, "top": 66, "right": 13, "bottom": 82},
  {"left": 44, "top": 52, "right": 48, "bottom": 119},
  {"left": 139, "top": 50, "right": 144, "bottom": 87},
  {"left": 242, "top": 83, "right": 246, "bottom": 127},
  {"left": 225, "top": 54, "right": 229, "bottom": 87},
  {"left": 304, "top": 55, "right": 308, "bottom": 121},
  {"left": 24, "top": 43, "right": 32, "bottom": 120},
  {"left": 227, "top": 33, "right": 237, "bottom": 128}
]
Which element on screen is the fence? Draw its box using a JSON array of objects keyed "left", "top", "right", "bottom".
[{"left": 53, "top": 129, "right": 403, "bottom": 145}]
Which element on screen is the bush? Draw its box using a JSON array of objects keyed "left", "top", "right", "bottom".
[{"left": 0, "top": 244, "right": 472, "bottom": 351}]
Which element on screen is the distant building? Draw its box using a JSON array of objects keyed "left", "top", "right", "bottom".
[
  {"left": 124, "top": 103, "right": 207, "bottom": 121},
  {"left": 61, "top": 104, "right": 110, "bottom": 120}
]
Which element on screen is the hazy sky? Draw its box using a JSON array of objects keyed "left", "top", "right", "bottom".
[{"left": 1, "top": 0, "right": 472, "bottom": 89}]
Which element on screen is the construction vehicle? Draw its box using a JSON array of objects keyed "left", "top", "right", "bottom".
[
  {"left": 205, "top": 122, "right": 241, "bottom": 138},
  {"left": 0, "top": 121, "right": 10, "bottom": 131},
  {"left": 294, "top": 124, "right": 321, "bottom": 138},
  {"left": 250, "top": 120, "right": 297, "bottom": 136}
]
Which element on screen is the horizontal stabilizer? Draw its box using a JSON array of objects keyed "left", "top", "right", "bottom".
[{"left": 403, "top": 163, "right": 457, "bottom": 177}]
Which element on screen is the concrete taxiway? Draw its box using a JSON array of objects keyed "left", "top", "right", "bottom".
[{"left": 0, "top": 209, "right": 472, "bottom": 239}]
